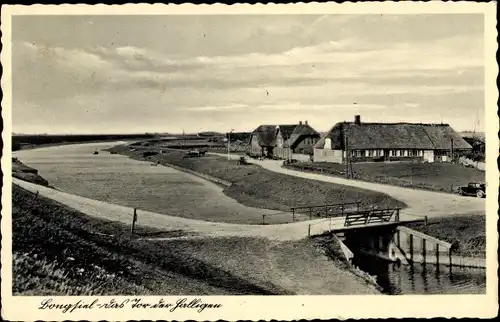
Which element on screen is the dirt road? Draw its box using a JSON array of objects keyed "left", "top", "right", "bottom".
[
  {"left": 13, "top": 178, "right": 347, "bottom": 240},
  {"left": 209, "top": 153, "right": 485, "bottom": 219}
]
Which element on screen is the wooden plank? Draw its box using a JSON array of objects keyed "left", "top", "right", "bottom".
[{"left": 397, "top": 226, "right": 452, "bottom": 249}]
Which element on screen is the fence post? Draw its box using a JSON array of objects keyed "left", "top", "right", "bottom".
[
  {"left": 409, "top": 234, "right": 414, "bottom": 263},
  {"left": 292, "top": 208, "right": 295, "bottom": 221},
  {"left": 425, "top": 216, "right": 428, "bottom": 226},
  {"left": 422, "top": 238, "right": 426, "bottom": 264},
  {"left": 357, "top": 202, "right": 360, "bottom": 212},
  {"left": 449, "top": 248, "right": 453, "bottom": 269},
  {"left": 262, "top": 214, "right": 265, "bottom": 225},
  {"left": 395, "top": 209, "right": 400, "bottom": 222},
  {"left": 131, "top": 208, "right": 138, "bottom": 234},
  {"left": 436, "top": 244, "right": 440, "bottom": 267},
  {"left": 308, "top": 224, "right": 311, "bottom": 237},
  {"left": 341, "top": 204, "right": 345, "bottom": 217}
]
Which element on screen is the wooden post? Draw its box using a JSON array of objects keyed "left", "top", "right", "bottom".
[
  {"left": 425, "top": 216, "right": 428, "bottom": 225},
  {"left": 395, "top": 209, "right": 400, "bottom": 222},
  {"left": 449, "top": 248, "right": 453, "bottom": 268},
  {"left": 357, "top": 202, "right": 360, "bottom": 212},
  {"left": 422, "top": 238, "right": 426, "bottom": 264},
  {"left": 308, "top": 224, "right": 311, "bottom": 237},
  {"left": 436, "top": 244, "right": 440, "bottom": 266},
  {"left": 397, "top": 229, "right": 400, "bottom": 248},
  {"left": 262, "top": 214, "right": 266, "bottom": 225},
  {"left": 131, "top": 208, "right": 138, "bottom": 234},
  {"left": 409, "top": 234, "right": 414, "bottom": 263},
  {"left": 341, "top": 204, "right": 345, "bottom": 217},
  {"left": 292, "top": 208, "right": 295, "bottom": 221},
  {"left": 325, "top": 205, "right": 328, "bottom": 218}
]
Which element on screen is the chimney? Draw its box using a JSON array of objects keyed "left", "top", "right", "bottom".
[
  {"left": 354, "top": 115, "right": 361, "bottom": 125},
  {"left": 305, "top": 120, "right": 308, "bottom": 125},
  {"left": 299, "top": 121, "right": 303, "bottom": 125}
]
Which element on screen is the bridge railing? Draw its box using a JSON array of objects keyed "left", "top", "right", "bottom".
[
  {"left": 291, "top": 201, "right": 361, "bottom": 220},
  {"left": 344, "top": 208, "right": 401, "bottom": 227}
]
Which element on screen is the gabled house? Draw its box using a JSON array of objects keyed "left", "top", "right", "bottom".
[
  {"left": 313, "top": 115, "right": 472, "bottom": 163},
  {"left": 248, "top": 121, "right": 320, "bottom": 159}
]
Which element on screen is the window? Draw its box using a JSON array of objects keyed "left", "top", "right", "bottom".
[
  {"left": 351, "top": 150, "right": 362, "bottom": 157},
  {"left": 418, "top": 150, "right": 423, "bottom": 157},
  {"left": 368, "top": 150, "right": 375, "bottom": 157}
]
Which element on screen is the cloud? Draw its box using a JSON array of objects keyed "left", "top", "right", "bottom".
[{"left": 12, "top": 15, "right": 485, "bottom": 134}]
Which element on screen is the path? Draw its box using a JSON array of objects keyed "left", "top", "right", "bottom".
[
  {"left": 210, "top": 153, "right": 485, "bottom": 219},
  {"left": 14, "top": 178, "right": 347, "bottom": 240}
]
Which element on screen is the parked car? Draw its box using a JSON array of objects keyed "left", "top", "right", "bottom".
[
  {"left": 183, "top": 150, "right": 202, "bottom": 158},
  {"left": 458, "top": 182, "right": 486, "bottom": 198}
]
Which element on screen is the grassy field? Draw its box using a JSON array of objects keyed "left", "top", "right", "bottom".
[
  {"left": 285, "top": 161, "right": 485, "bottom": 193},
  {"left": 12, "top": 184, "right": 379, "bottom": 295},
  {"left": 108, "top": 145, "right": 406, "bottom": 213},
  {"left": 407, "top": 214, "right": 485, "bottom": 258}
]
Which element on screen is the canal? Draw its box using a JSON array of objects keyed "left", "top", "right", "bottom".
[
  {"left": 352, "top": 254, "right": 486, "bottom": 294},
  {"left": 13, "top": 142, "right": 487, "bottom": 294},
  {"left": 13, "top": 142, "right": 278, "bottom": 224}
]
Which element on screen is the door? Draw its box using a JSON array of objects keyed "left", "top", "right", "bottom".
[{"left": 423, "top": 150, "right": 434, "bottom": 163}]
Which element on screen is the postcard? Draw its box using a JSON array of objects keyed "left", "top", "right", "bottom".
[{"left": 1, "top": 2, "right": 498, "bottom": 321}]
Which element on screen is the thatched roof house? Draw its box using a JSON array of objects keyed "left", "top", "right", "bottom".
[
  {"left": 314, "top": 115, "right": 472, "bottom": 163},
  {"left": 248, "top": 121, "right": 320, "bottom": 158}
]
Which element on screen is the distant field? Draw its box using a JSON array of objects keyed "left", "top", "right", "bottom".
[
  {"left": 12, "top": 184, "right": 378, "bottom": 295},
  {"left": 13, "top": 134, "right": 155, "bottom": 151},
  {"left": 407, "top": 214, "right": 485, "bottom": 258},
  {"left": 108, "top": 145, "right": 407, "bottom": 213},
  {"left": 285, "top": 162, "right": 485, "bottom": 193}
]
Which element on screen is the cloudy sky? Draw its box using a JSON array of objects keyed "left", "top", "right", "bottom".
[{"left": 12, "top": 14, "right": 484, "bottom": 134}]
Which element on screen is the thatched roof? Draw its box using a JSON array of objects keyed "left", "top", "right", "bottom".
[
  {"left": 285, "top": 124, "right": 320, "bottom": 148},
  {"left": 252, "top": 125, "right": 278, "bottom": 147},
  {"left": 314, "top": 122, "right": 472, "bottom": 150},
  {"left": 251, "top": 123, "right": 320, "bottom": 148}
]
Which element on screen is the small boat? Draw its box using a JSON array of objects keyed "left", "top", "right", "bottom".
[{"left": 93, "top": 150, "right": 99, "bottom": 155}]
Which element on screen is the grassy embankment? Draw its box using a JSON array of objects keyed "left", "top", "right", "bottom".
[
  {"left": 407, "top": 215, "right": 486, "bottom": 258},
  {"left": 107, "top": 144, "right": 407, "bottom": 213},
  {"left": 12, "top": 158, "right": 50, "bottom": 186},
  {"left": 12, "top": 184, "right": 379, "bottom": 295},
  {"left": 285, "top": 161, "right": 485, "bottom": 193}
]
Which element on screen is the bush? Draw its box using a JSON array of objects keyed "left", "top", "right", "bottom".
[{"left": 142, "top": 151, "right": 158, "bottom": 157}]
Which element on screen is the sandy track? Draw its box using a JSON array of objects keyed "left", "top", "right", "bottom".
[
  {"left": 210, "top": 153, "right": 485, "bottom": 219},
  {"left": 13, "top": 178, "right": 345, "bottom": 240},
  {"left": 12, "top": 147, "right": 483, "bottom": 241}
]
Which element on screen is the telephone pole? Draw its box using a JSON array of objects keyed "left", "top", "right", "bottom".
[
  {"left": 345, "top": 135, "right": 350, "bottom": 179},
  {"left": 450, "top": 137, "right": 454, "bottom": 163}
]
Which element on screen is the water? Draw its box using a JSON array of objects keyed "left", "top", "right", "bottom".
[
  {"left": 352, "top": 254, "right": 486, "bottom": 295},
  {"left": 13, "top": 142, "right": 274, "bottom": 224},
  {"left": 13, "top": 142, "right": 488, "bottom": 294}
]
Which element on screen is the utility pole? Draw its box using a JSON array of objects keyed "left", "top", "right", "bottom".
[
  {"left": 450, "top": 137, "right": 454, "bottom": 163},
  {"left": 227, "top": 129, "right": 234, "bottom": 161},
  {"left": 345, "top": 135, "right": 350, "bottom": 179}
]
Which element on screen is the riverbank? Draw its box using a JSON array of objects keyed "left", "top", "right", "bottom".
[
  {"left": 12, "top": 158, "right": 49, "bottom": 186},
  {"left": 106, "top": 144, "right": 407, "bottom": 214},
  {"left": 12, "top": 184, "right": 379, "bottom": 295},
  {"left": 406, "top": 214, "right": 486, "bottom": 258}
]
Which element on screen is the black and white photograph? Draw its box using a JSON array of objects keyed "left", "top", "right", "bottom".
[{"left": 1, "top": 2, "right": 498, "bottom": 321}]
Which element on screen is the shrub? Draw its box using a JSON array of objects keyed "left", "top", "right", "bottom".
[{"left": 142, "top": 151, "right": 158, "bottom": 157}]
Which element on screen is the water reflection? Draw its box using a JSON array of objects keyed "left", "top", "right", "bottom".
[{"left": 353, "top": 255, "right": 486, "bottom": 295}]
